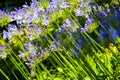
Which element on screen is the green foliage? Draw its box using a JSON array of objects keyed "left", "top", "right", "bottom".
[
  {"left": 0, "top": 0, "right": 120, "bottom": 80},
  {"left": 0, "top": 16, "right": 10, "bottom": 27}
]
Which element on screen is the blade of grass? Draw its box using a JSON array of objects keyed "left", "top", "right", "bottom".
[{"left": 0, "top": 68, "right": 10, "bottom": 80}]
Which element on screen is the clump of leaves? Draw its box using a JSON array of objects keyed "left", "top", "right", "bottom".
[{"left": 0, "top": 16, "right": 10, "bottom": 27}]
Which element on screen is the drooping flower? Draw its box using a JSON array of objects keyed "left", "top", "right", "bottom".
[
  {"left": 77, "top": 36, "right": 83, "bottom": 43},
  {"left": 61, "top": 18, "right": 72, "bottom": 29},
  {"left": 78, "top": 44, "right": 83, "bottom": 48},
  {"left": 3, "top": 30, "right": 8, "bottom": 39},
  {"left": 0, "top": 54, "right": 6, "bottom": 59},
  {"left": 72, "top": 27, "right": 78, "bottom": 33},
  {"left": 81, "top": 28, "right": 87, "bottom": 32},
  {"left": 42, "top": 19, "right": 50, "bottom": 26},
  {"left": 19, "top": 51, "right": 26, "bottom": 58},
  {"left": 60, "top": 2, "right": 70, "bottom": 9},
  {"left": 30, "top": 0, "right": 38, "bottom": 9},
  {"left": 49, "top": 0, "right": 58, "bottom": 12},
  {"left": 108, "top": 27, "right": 118, "bottom": 41},
  {"left": 34, "top": 26, "right": 41, "bottom": 35},
  {"left": 80, "top": 15, "right": 94, "bottom": 32},
  {"left": 74, "top": 9, "right": 84, "bottom": 16},
  {"left": 30, "top": 51, "right": 37, "bottom": 58},
  {"left": 8, "top": 24, "right": 18, "bottom": 35},
  {"left": 27, "top": 35, "right": 34, "bottom": 40},
  {"left": 97, "top": 10, "right": 107, "bottom": 18},
  {"left": 24, "top": 42, "right": 35, "bottom": 52},
  {"left": 0, "top": 10, "right": 4, "bottom": 16},
  {"left": 58, "top": 28, "right": 66, "bottom": 33},
  {"left": 0, "top": 45, "right": 9, "bottom": 59},
  {"left": 27, "top": 57, "right": 32, "bottom": 62},
  {"left": 65, "top": 18, "right": 72, "bottom": 28},
  {"left": 50, "top": 45, "right": 57, "bottom": 51},
  {"left": 80, "top": 2, "right": 88, "bottom": 8},
  {"left": 43, "top": 11, "right": 50, "bottom": 19},
  {"left": 100, "top": 29, "right": 107, "bottom": 36},
  {"left": 73, "top": 49, "right": 79, "bottom": 55}
]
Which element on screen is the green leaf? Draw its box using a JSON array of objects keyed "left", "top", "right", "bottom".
[
  {"left": 57, "top": 67, "right": 64, "bottom": 73},
  {"left": 88, "top": 22, "right": 99, "bottom": 33},
  {"left": 0, "top": 16, "right": 10, "bottom": 27},
  {"left": 54, "top": 78, "right": 63, "bottom": 80}
]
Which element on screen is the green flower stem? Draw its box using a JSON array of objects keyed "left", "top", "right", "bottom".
[
  {"left": 9, "top": 55, "right": 28, "bottom": 80},
  {"left": 53, "top": 10, "right": 96, "bottom": 79},
  {"left": 0, "top": 68, "right": 10, "bottom": 80},
  {"left": 63, "top": 48, "right": 89, "bottom": 79},
  {"left": 92, "top": 47, "right": 113, "bottom": 78},
  {"left": 74, "top": 44, "right": 98, "bottom": 80},
  {"left": 39, "top": 63, "right": 54, "bottom": 79},
  {"left": 9, "top": 48, "right": 30, "bottom": 76},
  {"left": 57, "top": 51, "right": 79, "bottom": 79},
  {"left": 4, "top": 60, "right": 19, "bottom": 80},
  {"left": 84, "top": 32, "right": 104, "bottom": 50},
  {"left": 84, "top": 33, "right": 113, "bottom": 78},
  {"left": 36, "top": 65, "right": 44, "bottom": 80}
]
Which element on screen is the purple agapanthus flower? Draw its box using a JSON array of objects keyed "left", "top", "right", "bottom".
[
  {"left": 80, "top": 2, "right": 88, "bottom": 8},
  {"left": 0, "top": 10, "right": 4, "bottom": 16},
  {"left": 72, "top": 27, "right": 78, "bottom": 32},
  {"left": 0, "top": 54, "right": 6, "bottom": 59},
  {"left": 81, "top": 28, "right": 87, "bottom": 32},
  {"left": 42, "top": 19, "right": 50, "bottom": 26},
  {"left": 78, "top": 44, "right": 83, "bottom": 48},
  {"left": 61, "top": 18, "right": 72, "bottom": 29},
  {"left": 78, "top": 36, "right": 83, "bottom": 43},
  {"left": 73, "top": 49, "right": 79, "bottom": 55},
  {"left": 74, "top": 9, "right": 84, "bottom": 16},
  {"left": 30, "top": 51, "right": 37, "bottom": 58},
  {"left": 34, "top": 26, "right": 41, "bottom": 35},
  {"left": 28, "top": 35, "right": 34, "bottom": 40},
  {"left": 27, "top": 57, "right": 32, "bottom": 62},
  {"left": 24, "top": 43, "right": 35, "bottom": 52},
  {"left": 3, "top": 30, "right": 8, "bottom": 39},
  {"left": 49, "top": 0, "right": 58, "bottom": 12},
  {"left": 60, "top": 2, "right": 70, "bottom": 9},
  {"left": 80, "top": 15, "right": 94, "bottom": 32},
  {"left": 43, "top": 11, "right": 50, "bottom": 19},
  {"left": 65, "top": 18, "right": 72, "bottom": 27},
  {"left": 19, "top": 51, "right": 26, "bottom": 58},
  {"left": 8, "top": 24, "right": 18, "bottom": 35},
  {"left": 50, "top": 45, "right": 57, "bottom": 51},
  {"left": 30, "top": 0, "right": 38, "bottom": 9},
  {"left": 108, "top": 27, "right": 118, "bottom": 41}
]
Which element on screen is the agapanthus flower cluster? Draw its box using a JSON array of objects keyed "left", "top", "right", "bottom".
[
  {"left": 0, "top": 10, "right": 4, "bottom": 17},
  {"left": 19, "top": 42, "right": 49, "bottom": 68},
  {"left": 74, "top": 1, "right": 89, "bottom": 17},
  {"left": 0, "top": 0, "right": 120, "bottom": 76},
  {"left": 48, "top": 0, "right": 69, "bottom": 12},
  {"left": 0, "top": 44, "right": 10, "bottom": 59},
  {"left": 25, "top": 26, "right": 42, "bottom": 40},
  {"left": 94, "top": 4, "right": 120, "bottom": 43},
  {"left": 81, "top": 15, "right": 94, "bottom": 32},
  {"left": 49, "top": 17, "right": 92, "bottom": 55},
  {"left": 3, "top": 24, "right": 21, "bottom": 41},
  {"left": 0, "top": 0, "right": 120, "bottom": 79}
]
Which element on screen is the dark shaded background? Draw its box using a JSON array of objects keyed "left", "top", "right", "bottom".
[{"left": 0, "top": 0, "right": 31, "bottom": 11}]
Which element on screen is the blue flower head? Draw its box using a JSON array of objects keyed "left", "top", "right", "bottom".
[
  {"left": 78, "top": 44, "right": 83, "bottom": 49},
  {"left": 3, "top": 30, "right": 8, "bottom": 39},
  {"left": 0, "top": 10, "right": 4, "bottom": 16},
  {"left": 73, "top": 49, "right": 79, "bottom": 55},
  {"left": 100, "top": 29, "right": 107, "bottom": 36},
  {"left": 108, "top": 27, "right": 118, "bottom": 42},
  {"left": 77, "top": 36, "right": 83, "bottom": 43}
]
